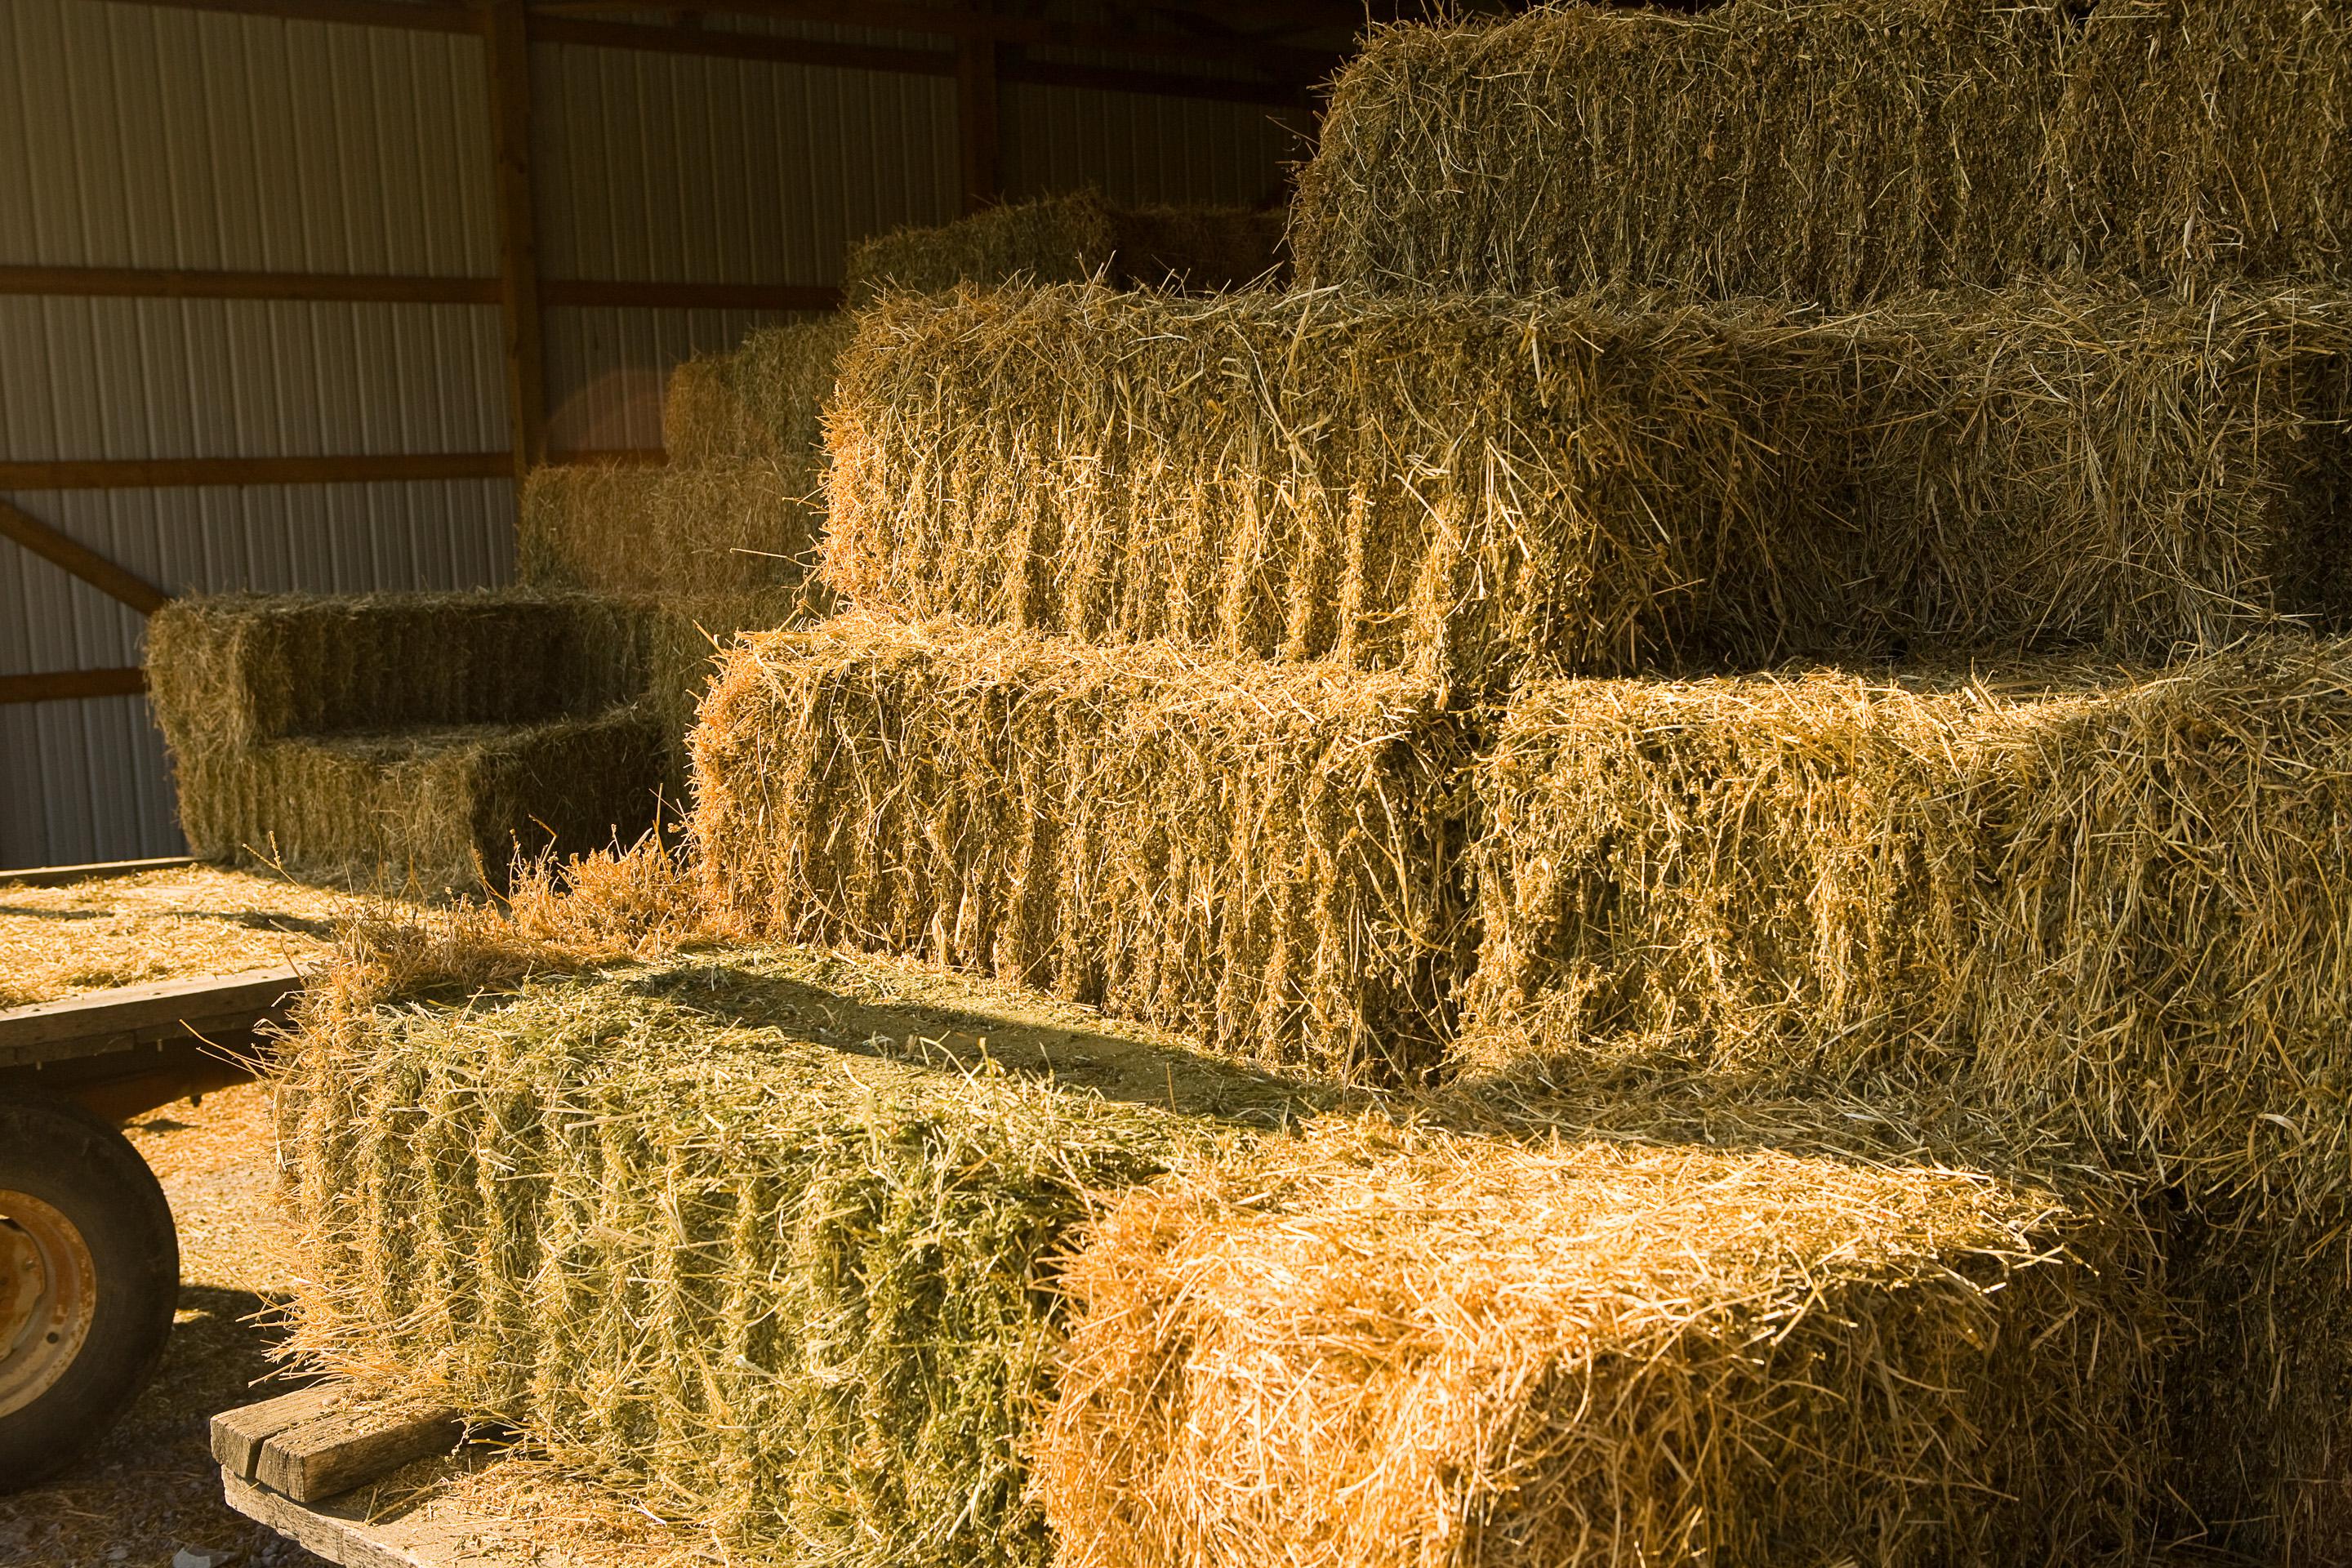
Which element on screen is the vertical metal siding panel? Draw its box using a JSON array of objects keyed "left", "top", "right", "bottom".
[{"left": 1002, "top": 82, "right": 1300, "bottom": 208}]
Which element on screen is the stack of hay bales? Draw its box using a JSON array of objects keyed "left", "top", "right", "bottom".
[
  {"left": 151, "top": 192, "right": 1282, "bottom": 890},
  {"left": 272, "top": 3, "right": 2352, "bottom": 1564}
]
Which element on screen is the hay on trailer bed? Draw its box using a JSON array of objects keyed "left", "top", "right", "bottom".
[
  {"left": 1037, "top": 1107, "right": 2161, "bottom": 1568},
  {"left": 823, "top": 283, "right": 2351, "bottom": 688},
  {"left": 0, "top": 864, "right": 357, "bottom": 1009},
  {"left": 1291, "top": 0, "right": 2352, "bottom": 302},
  {"left": 277, "top": 942, "right": 1338, "bottom": 1568},
  {"left": 843, "top": 190, "right": 1285, "bottom": 306},
  {"left": 689, "top": 610, "right": 1477, "bottom": 1085}
]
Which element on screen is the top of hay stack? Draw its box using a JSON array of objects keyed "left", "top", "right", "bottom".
[
  {"left": 844, "top": 190, "right": 1285, "bottom": 305},
  {"left": 1292, "top": 0, "right": 2352, "bottom": 303}
]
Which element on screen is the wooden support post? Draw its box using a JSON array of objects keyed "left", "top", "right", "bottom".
[
  {"left": 0, "top": 501, "right": 170, "bottom": 615},
  {"left": 479, "top": 0, "right": 548, "bottom": 483},
  {"left": 956, "top": 34, "right": 1000, "bottom": 214}
]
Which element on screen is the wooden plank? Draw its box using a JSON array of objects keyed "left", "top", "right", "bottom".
[
  {"left": 0, "top": 855, "right": 199, "bottom": 888},
  {"left": 0, "top": 265, "right": 500, "bottom": 304},
  {"left": 541, "top": 278, "right": 842, "bottom": 311},
  {"left": 530, "top": 11, "right": 944, "bottom": 76},
  {"left": 0, "top": 667, "right": 145, "bottom": 705},
  {"left": 213, "top": 1384, "right": 346, "bottom": 1481},
  {"left": 114, "top": 0, "right": 479, "bottom": 33},
  {"left": 221, "top": 1471, "right": 443, "bottom": 1568},
  {"left": 0, "top": 498, "right": 172, "bottom": 614},
  {"left": 0, "top": 452, "right": 513, "bottom": 490},
  {"left": 0, "top": 964, "right": 304, "bottom": 1066},
  {"left": 480, "top": 0, "right": 548, "bottom": 485},
  {"left": 261, "top": 1405, "right": 470, "bottom": 1503},
  {"left": 956, "top": 35, "right": 1000, "bottom": 215}
]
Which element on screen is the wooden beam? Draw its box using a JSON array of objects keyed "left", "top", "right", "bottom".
[
  {"left": 0, "top": 453, "right": 512, "bottom": 490},
  {"left": 479, "top": 0, "right": 548, "bottom": 484},
  {"left": 114, "top": 0, "right": 477, "bottom": 32},
  {"left": 957, "top": 36, "right": 1000, "bottom": 215},
  {"left": 0, "top": 500, "right": 171, "bottom": 616},
  {"left": 0, "top": 265, "right": 501, "bottom": 304},
  {"left": 0, "top": 964, "right": 301, "bottom": 1067},
  {"left": 530, "top": 11, "right": 942, "bottom": 76},
  {"left": 0, "top": 856, "right": 201, "bottom": 889},
  {"left": 0, "top": 668, "right": 147, "bottom": 706},
  {"left": 541, "top": 278, "right": 841, "bottom": 310}
]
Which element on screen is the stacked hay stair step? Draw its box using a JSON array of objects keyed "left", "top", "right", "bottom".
[{"left": 235, "top": 2, "right": 2352, "bottom": 1566}]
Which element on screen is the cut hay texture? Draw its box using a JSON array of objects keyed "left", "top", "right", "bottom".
[
  {"left": 689, "top": 609, "right": 1476, "bottom": 1085},
  {"left": 1460, "top": 634, "right": 2352, "bottom": 1557},
  {"left": 277, "top": 945, "right": 1330, "bottom": 1568},
  {"left": 1037, "top": 1111, "right": 2159, "bottom": 1568},
  {"left": 1291, "top": 0, "right": 2352, "bottom": 303},
  {"left": 822, "top": 283, "right": 2352, "bottom": 689},
  {"left": 147, "top": 592, "right": 666, "bottom": 890},
  {"left": 842, "top": 189, "right": 1285, "bottom": 306}
]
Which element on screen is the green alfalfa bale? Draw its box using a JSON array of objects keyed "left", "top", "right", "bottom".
[{"left": 276, "top": 943, "right": 1333, "bottom": 1567}]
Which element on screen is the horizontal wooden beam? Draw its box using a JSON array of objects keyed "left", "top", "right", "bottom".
[
  {"left": 0, "top": 668, "right": 147, "bottom": 706},
  {"left": 541, "top": 278, "right": 841, "bottom": 310},
  {"left": 0, "top": 265, "right": 501, "bottom": 304},
  {"left": 0, "top": 500, "right": 172, "bottom": 615},
  {"left": 114, "top": 0, "right": 478, "bottom": 33},
  {"left": 0, "top": 452, "right": 513, "bottom": 490},
  {"left": 530, "top": 11, "right": 942, "bottom": 76}
]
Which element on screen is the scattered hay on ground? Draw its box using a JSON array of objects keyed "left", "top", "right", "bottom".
[
  {"left": 274, "top": 941, "right": 1334, "bottom": 1568},
  {"left": 823, "top": 283, "right": 2351, "bottom": 687},
  {"left": 0, "top": 864, "right": 358, "bottom": 1009},
  {"left": 689, "top": 610, "right": 1477, "bottom": 1085},
  {"left": 1036, "top": 1106, "right": 2160, "bottom": 1568},
  {"left": 843, "top": 190, "right": 1284, "bottom": 306},
  {"left": 1291, "top": 0, "right": 2352, "bottom": 302}
]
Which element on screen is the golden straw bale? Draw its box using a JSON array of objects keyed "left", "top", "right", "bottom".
[
  {"left": 1037, "top": 1111, "right": 2158, "bottom": 1568},
  {"left": 1291, "top": 0, "right": 2352, "bottom": 302},
  {"left": 659, "top": 317, "right": 853, "bottom": 470},
  {"left": 688, "top": 610, "right": 1477, "bottom": 1085},
  {"left": 519, "top": 461, "right": 818, "bottom": 599}
]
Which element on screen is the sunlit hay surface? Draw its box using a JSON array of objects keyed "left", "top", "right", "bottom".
[
  {"left": 1463, "top": 633, "right": 2352, "bottom": 1218},
  {"left": 274, "top": 933, "right": 1337, "bottom": 1568},
  {"left": 822, "top": 283, "right": 2351, "bottom": 693},
  {"left": 0, "top": 864, "right": 358, "bottom": 1009},
  {"left": 1036, "top": 1108, "right": 2161, "bottom": 1568},
  {"left": 842, "top": 191, "right": 1285, "bottom": 307},
  {"left": 1291, "top": 0, "right": 2352, "bottom": 303},
  {"left": 688, "top": 609, "right": 1477, "bottom": 1086}
]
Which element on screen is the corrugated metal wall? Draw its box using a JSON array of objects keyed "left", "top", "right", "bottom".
[{"left": 1, "top": 0, "right": 1305, "bottom": 868}]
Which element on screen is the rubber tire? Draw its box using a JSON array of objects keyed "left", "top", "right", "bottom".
[{"left": 0, "top": 1092, "right": 179, "bottom": 1492}]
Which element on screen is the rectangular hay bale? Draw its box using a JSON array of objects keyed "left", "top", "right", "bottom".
[
  {"left": 519, "top": 461, "right": 818, "bottom": 599},
  {"left": 822, "top": 284, "right": 2350, "bottom": 683},
  {"left": 1291, "top": 0, "right": 2352, "bottom": 302},
  {"left": 1036, "top": 1112, "right": 2160, "bottom": 1568},
  {"left": 688, "top": 610, "right": 1477, "bottom": 1085},
  {"left": 277, "top": 946, "right": 1332, "bottom": 1568}
]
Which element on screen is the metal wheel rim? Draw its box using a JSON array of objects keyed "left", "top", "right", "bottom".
[{"left": 0, "top": 1192, "right": 97, "bottom": 1419}]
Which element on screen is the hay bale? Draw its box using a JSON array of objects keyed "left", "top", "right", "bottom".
[
  {"left": 148, "top": 591, "right": 669, "bottom": 889},
  {"left": 170, "top": 710, "right": 662, "bottom": 892},
  {"left": 688, "top": 610, "right": 1477, "bottom": 1085},
  {"left": 1036, "top": 1109, "right": 2161, "bottom": 1568},
  {"left": 659, "top": 316, "right": 855, "bottom": 471},
  {"left": 822, "top": 283, "right": 2352, "bottom": 687},
  {"left": 822, "top": 284, "right": 1850, "bottom": 693},
  {"left": 1291, "top": 0, "right": 2352, "bottom": 303},
  {"left": 842, "top": 190, "right": 1284, "bottom": 306},
  {"left": 277, "top": 944, "right": 1332, "bottom": 1567},
  {"left": 519, "top": 461, "right": 819, "bottom": 599}
]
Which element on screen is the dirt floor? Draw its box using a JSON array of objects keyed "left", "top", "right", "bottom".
[{"left": 0, "top": 1082, "right": 329, "bottom": 1568}]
